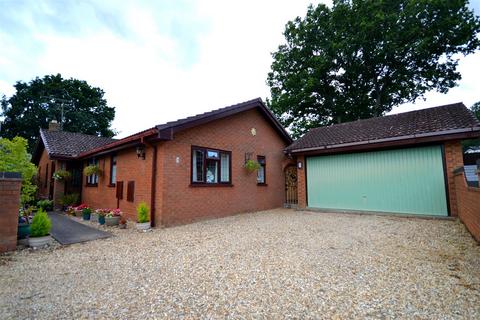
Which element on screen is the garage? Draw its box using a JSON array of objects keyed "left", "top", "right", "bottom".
[
  {"left": 306, "top": 145, "right": 448, "bottom": 216},
  {"left": 285, "top": 102, "right": 480, "bottom": 217}
]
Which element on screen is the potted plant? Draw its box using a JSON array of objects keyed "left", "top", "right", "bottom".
[
  {"left": 96, "top": 209, "right": 107, "bottom": 225},
  {"left": 65, "top": 206, "right": 75, "bottom": 216},
  {"left": 52, "top": 169, "right": 71, "bottom": 181},
  {"left": 83, "top": 164, "right": 101, "bottom": 177},
  {"left": 244, "top": 159, "right": 261, "bottom": 172},
  {"left": 136, "top": 202, "right": 151, "bottom": 231},
  {"left": 119, "top": 215, "right": 127, "bottom": 229},
  {"left": 105, "top": 209, "right": 121, "bottom": 226},
  {"left": 60, "top": 193, "right": 79, "bottom": 210},
  {"left": 17, "top": 207, "right": 32, "bottom": 240},
  {"left": 74, "top": 204, "right": 88, "bottom": 217},
  {"left": 90, "top": 209, "right": 99, "bottom": 223},
  {"left": 82, "top": 207, "right": 92, "bottom": 220},
  {"left": 28, "top": 209, "right": 52, "bottom": 248}
]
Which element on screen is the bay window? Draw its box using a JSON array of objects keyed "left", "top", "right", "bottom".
[{"left": 192, "top": 147, "right": 231, "bottom": 185}]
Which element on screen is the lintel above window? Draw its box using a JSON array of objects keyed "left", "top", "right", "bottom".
[{"left": 192, "top": 146, "right": 231, "bottom": 185}]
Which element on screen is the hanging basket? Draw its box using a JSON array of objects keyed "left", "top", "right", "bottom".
[
  {"left": 83, "top": 165, "right": 102, "bottom": 176},
  {"left": 244, "top": 159, "right": 261, "bottom": 172}
]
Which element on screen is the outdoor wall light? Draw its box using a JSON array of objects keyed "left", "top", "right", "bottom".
[
  {"left": 136, "top": 145, "right": 146, "bottom": 160},
  {"left": 297, "top": 161, "right": 303, "bottom": 169}
]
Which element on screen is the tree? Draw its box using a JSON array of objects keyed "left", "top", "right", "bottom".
[
  {"left": 267, "top": 0, "right": 480, "bottom": 138},
  {"left": 1, "top": 74, "right": 116, "bottom": 151},
  {"left": 0, "top": 137, "right": 38, "bottom": 204},
  {"left": 463, "top": 101, "right": 480, "bottom": 151}
]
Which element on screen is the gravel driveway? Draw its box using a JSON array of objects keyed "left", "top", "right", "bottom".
[{"left": 1, "top": 209, "right": 479, "bottom": 319}]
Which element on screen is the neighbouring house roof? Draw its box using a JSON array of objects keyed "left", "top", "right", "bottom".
[
  {"left": 79, "top": 98, "right": 292, "bottom": 158},
  {"left": 286, "top": 102, "right": 480, "bottom": 155},
  {"left": 32, "top": 129, "right": 116, "bottom": 163}
]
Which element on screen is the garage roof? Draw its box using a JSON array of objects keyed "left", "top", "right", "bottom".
[{"left": 286, "top": 103, "right": 480, "bottom": 154}]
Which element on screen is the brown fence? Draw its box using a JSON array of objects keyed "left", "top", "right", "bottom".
[
  {"left": 454, "top": 169, "right": 480, "bottom": 242},
  {"left": 0, "top": 172, "right": 22, "bottom": 252}
]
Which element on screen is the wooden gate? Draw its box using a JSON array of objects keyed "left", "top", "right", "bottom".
[{"left": 285, "top": 165, "right": 298, "bottom": 207}]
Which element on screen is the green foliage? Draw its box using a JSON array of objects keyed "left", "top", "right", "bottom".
[
  {"left": 244, "top": 159, "right": 261, "bottom": 172},
  {"left": 53, "top": 169, "right": 71, "bottom": 181},
  {"left": 83, "top": 165, "right": 101, "bottom": 176},
  {"left": 60, "top": 193, "right": 79, "bottom": 206},
  {"left": 0, "top": 137, "right": 38, "bottom": 204},
  {"left": 37, "top": 199, "right": 53, "bottom": 211},
  {"left": 267, "top": 0, "right": 480, "bottom": 138},
  {"left": 82, "top": 207, "right": 92, "bottom": 215},
  {"left": 0, "top": 74, "right": 116, "bottom": 152},
  {"left": 463, "top": 101, "right": 480, "bottom": 151},
  {"left": 30, "top": 209, "right": 51, "bottom": 237},
  {"left": 136, "top": 202, "right": 150, "bottom": 223}
]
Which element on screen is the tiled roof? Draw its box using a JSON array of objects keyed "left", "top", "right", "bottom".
[
  {"left": 286, "top": 103, "right": 480, "bottom": 152},
  {"left": 40, "top": 129, "right": 116, "bottom": 158}
]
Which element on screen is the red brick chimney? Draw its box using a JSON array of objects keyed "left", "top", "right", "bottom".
[{"left": 48, "top": 120, "right": 61, "bottom": 131}]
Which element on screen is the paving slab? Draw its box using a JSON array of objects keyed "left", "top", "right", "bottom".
[{"left": 48, "top": 212, "right": 111, "bottom": 245}]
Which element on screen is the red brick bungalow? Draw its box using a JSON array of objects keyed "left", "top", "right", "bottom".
[{"left": 33, "top": 98, "right": 293, "bottom": 226}]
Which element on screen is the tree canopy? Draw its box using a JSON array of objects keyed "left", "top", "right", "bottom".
[
  {"left": 267, "top": 0, "right": 480, "bottom": 138},
  {"left": 1, "top": 74, "right": 116, "bottom": 151},
  {"left": 0, "top": 137, "right": 37, "bottom": 204}
]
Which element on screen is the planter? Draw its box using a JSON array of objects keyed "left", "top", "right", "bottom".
[
  {"left": 119, "top": 223, "right": 127, "bottom": 229},
  {"left": 98, "top": 216, "right": 105, "bottom": 225},
  {"left": 29, "top": 235, "right": 52, "bottom": 248},
  {"left": 83, "top": 212, "right": 91, "bottom": 221},
  {"left": 90, "top": 213, "right": 99, "bottom": 223},
  {"left": 74, "top": 210, "right": 83, "bottom": 217},
  {"left": 105, "top": 216, "right": 120, "bottom": 226},
  {"left": 136, "top": 222, "right": 151, "bottom": 231},
  {"left": 17, "top": 223, "right": 31, "bottom": 239}
]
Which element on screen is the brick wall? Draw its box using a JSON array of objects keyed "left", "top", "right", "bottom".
[
  {"left": 444, "top": 140, "right": 464, "bottom": 216},
  {"left": 454, "top": 171, "right": 480, "bottom": 242},
  {"left": 157, "top": 108, "right": 288, "bottom": 226},
  {"left": 0, "top": 172, "right": 22, "bottom": 253}
]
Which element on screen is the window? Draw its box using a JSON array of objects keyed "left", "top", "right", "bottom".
[
  {"left": 257, "top": 156, "right": 266, "bottom": 184},
  {"left": 86, "top": 158, "right": 99, "bottom": 186},
  {"left": 127, "top": 181, "right": 135, "bottom": 202},
  {"left": 110, "top": 154, "right": 117, "bottom": 186},
  {"left": 192, "top": 147, "right": 231, "bottom": 185}
]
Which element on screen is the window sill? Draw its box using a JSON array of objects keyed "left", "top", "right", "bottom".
[
  {"left": 257, "top": 183, "right": 268, "bottom": 186},
  {"left": 189, "top": 183, "right": 234, "bottom": 188},
  {"left": 108, "top": 184, "right": 116, "bottom": 188},
  {"left": 85, "top": 184, "right": 98, "bottom": 187}
]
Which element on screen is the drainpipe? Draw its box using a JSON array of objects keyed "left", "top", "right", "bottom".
[{"left": 149, "top": 144, "right": 157, "bottom": 227}]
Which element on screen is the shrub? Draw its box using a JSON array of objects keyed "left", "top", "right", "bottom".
[
  {"left": 60, "top": 193, "right": 79, "bottom": 206},
  {"left": 137, "top": 202, "right": 150, "bottom": 223},
  {"left": 82, "top": 207, "right": 92, "bottom": 215},
  {"left": 30, "top": 209, "right": 51, "bottom": 237},
  {"left": 37, "top": 199, "right": 53, "bottom": 211}
]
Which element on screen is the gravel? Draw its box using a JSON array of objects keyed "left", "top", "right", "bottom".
[{"left": 1, "top": 209, "right": 479, "bottom": 319}]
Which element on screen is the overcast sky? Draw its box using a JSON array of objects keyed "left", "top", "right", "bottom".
[{"left": 1, "top": 0, "right": 479, "bottom": 138}]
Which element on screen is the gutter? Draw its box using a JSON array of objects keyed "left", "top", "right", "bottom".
[{"left": 287, "top": 126, "right": 480, "bottom": 154}]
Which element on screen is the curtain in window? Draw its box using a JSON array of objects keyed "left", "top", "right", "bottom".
[{"left": 220, "top": 153, "right": 229, "bottom": 182}]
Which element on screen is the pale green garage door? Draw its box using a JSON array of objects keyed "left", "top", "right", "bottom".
[{"left": 306, "top": 145, "right": 448, "bottom": 216}]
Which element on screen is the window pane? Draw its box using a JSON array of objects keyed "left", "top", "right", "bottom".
[
  {"left": 111, "top": 164, "right": 117, "bottom": 184},
  {"left": 207, "top": 150, "right": 219, "bottom": 159},
  {"left": 220, "top": 153, "right": 230, "bottom": 182},
  {"left": 257, "top": 166, "right": 265, "bottom": 183},
  {"left": 206, "top": 159, "right": 218, "bottom": 183},
  {"left": 193, "top": 150, "right": 204, "bottom": 182}
]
